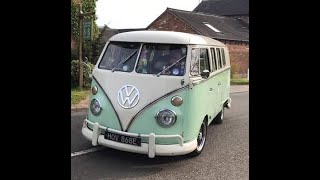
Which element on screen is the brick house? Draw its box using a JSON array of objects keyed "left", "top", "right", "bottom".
[{"left": 147, "top": 7, "right": 249, "bottom": 77}]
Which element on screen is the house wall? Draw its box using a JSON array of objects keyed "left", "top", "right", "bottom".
[
  {"left": 226, "top": 44, "right": 249, "bottom": 77},
  {"left": 148, "top": 11, "right": 198, "bottom": 34}
]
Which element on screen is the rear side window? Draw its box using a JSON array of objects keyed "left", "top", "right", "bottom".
[
  {"left": 210, "top": 48, "right": 217, "bottom": 71},
  {"left": 200, "top": 49, "right": 210, "bottom": 73},
  {"left": 216, "top": 48, "right": 222, "bottom": 69},
  {"left": 221, "top": 48, "right": 226, "bottom": 66}
]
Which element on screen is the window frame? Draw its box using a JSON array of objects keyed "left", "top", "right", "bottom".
[
  {"left": 190, "top": 48, "right": 201, "bottom": 76},
  {"left": 190, "top": 47, "right": 211, "bottom": 76},
  {"left": 135, "top": 43, "right": 188, "bottom": 76},
  {"left": 210, "top": 47, "right": 217, "bottom": 72},
  {"left": 200, "top": 48, "right": 210, "bottom": 73},
  {"left": 215, "top": 48, "right": 222, "bottom": 69},
  {"left": 221, "top": 48, "right": 226, "bottom": 67},
  {"left": 98, "top": 41, "right": 141, "bottom": 72}
]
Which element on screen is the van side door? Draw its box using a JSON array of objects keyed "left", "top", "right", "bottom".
[
  {"left": 215, "top": 48, "right": 224, "bottom": 109},
  {"left": 209, "top": 47, "right": 220, "bottom": 119}
]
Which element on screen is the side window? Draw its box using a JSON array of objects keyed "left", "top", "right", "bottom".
[
  {"left": 210, "top": 48, "right": 217, "bottom": 71},
  {"left": 190, "top": 48, "right": 200, "bottom": 76},
  {"left": 200, "top": 48, "right": 210, "bottom": 73},
  {"left": 221, "top": 48, "right": 226, "bottom": 67},
  {"left": 216, "top": 48, "right": 222, "bottom": 69}
]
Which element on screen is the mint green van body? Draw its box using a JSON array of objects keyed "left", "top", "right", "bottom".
[{"left": 82, "top": 31, "right": 231, "bottom": 158}]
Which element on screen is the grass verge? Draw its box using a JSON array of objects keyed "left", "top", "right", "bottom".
[
  {"left": 71, "top": 88, "right": 90, "bottom": 105},
  {"left": 231, "top": 78, "right": 249, "bottom": 85}
]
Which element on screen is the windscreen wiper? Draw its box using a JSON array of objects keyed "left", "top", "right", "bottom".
[
  {"left": 156, "top": 55, "right": 186, "bottom": 77},
  {"left": 111, "top": 49, "right": 138, "bottom": 72}
]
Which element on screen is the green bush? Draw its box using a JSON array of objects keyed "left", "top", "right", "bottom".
[{"left": 71, "top": 60, "right": 95, "bottom": 88}]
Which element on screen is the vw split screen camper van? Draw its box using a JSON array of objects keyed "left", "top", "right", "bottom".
[{"left": 82, "top": 31, "right": 231, "bottom": 158}]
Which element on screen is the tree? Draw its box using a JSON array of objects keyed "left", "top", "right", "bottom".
[{"left": 71, "top": 0, "right": 100, "bottom": 63}]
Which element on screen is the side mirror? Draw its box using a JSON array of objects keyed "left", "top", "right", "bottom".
[{"left": 200, "top": 70, "right": 210, "bottom": 79}]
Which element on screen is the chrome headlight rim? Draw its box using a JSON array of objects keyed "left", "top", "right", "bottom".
[
  {"left": 155, "top": 109, "right": 177, "bottom": 128},
  {"left": 90, "top": 98, "right": 102, "bottom": 116},
  {"left": 91, "top": 85, "right": 98, "bottom": 95}
]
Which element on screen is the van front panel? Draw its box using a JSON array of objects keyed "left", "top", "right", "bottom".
[{"left": 90, "top": 68, "right": 189, "bottom": 131}]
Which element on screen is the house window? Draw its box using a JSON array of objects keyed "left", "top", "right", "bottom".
[{"left": 203, "top": 22, "right": 221, "bottom": 33}]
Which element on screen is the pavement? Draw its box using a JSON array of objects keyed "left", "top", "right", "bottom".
[
  {"left": 71, "top": 85, "right": 248, "bottom": 112},
  {"left": 230, "top": 85, "right": 249, "bottom": 93}
]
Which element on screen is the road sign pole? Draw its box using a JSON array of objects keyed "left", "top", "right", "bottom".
[
  {"left": 79, "top": 4, "right": 84, "bottom": 89},
  {"left": 78, "top": 4, "right": 95, "bottom": 89}
]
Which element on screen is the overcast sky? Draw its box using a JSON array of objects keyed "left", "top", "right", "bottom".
[{"left": 96, "top": 0, "right": 202, "bottom": 29}]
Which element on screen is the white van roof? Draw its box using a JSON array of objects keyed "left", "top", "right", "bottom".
[{"left": 109, "top": 30, "right": 225, "bottom": 46}]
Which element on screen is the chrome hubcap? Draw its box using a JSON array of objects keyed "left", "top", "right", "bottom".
[
  {"left": 198, "top": 132, "right": 202, "bottom": 140},
  {"left": 197, "top": 123, "right": 206, "bottom": 151}
]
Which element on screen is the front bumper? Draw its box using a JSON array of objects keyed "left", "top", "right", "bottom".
[{"left": 82, "top": 119, "right": 197, "bottom": 158}]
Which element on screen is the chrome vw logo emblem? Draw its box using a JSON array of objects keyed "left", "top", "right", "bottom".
[{"left": 117, "top": 85, "right": 140, "bottom": 109}]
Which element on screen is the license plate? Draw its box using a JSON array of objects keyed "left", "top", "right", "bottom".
[{"left": 104, "top": 131, "right": 141, "bottom": 146}]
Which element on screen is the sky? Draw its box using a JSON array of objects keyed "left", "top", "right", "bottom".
[{"left": 96, "top": 0, "right": 202, "bottom": 29}]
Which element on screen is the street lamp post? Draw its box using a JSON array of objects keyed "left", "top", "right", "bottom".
[{"left": 78, "top": 4, "right": 95, "bottom": 89}]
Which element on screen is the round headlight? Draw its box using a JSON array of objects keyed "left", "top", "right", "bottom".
[
  {"left": 92, "top": 86, "right": 98, "bottom": 95},
  {"left": 90, "top": 99, "right": 102, "bottom": 116},
  {"left": 171, "top": 96, "right": 183, "bottom": 106},
  {"left": 156, "top": 109, "right": 177, "bottom": 128}
]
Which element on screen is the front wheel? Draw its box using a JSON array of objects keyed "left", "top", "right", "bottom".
[{"left": 189, "top": 120, "right": 207, "bottom": 157}]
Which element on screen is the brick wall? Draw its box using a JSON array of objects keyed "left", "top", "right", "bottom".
[
  {"left": 226, "top": 44, "right": 249, "bottom": 77},
  {"left": 148, "top": 11, "right": 198, "bottom": 34}
]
